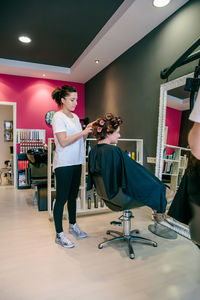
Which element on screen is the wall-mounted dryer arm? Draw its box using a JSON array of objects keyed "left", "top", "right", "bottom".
[{"left": 160, "top": 37, "right": 200, "bottom": 79}]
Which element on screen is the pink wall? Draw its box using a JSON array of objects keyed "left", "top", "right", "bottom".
[
  {"left": 165, "top": 106, "right": 182, "bottom": 153},
  {"left": 0, "top": 74, "right": 85, "bottom": 142}
]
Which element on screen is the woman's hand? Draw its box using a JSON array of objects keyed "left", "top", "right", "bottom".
[{"left": 82, "top": 122, "right": 93, "bottom": 139}]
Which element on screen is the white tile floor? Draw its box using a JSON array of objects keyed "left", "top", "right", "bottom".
[{"left": 0, "top": 186, "right": 199, "bottom": 300}]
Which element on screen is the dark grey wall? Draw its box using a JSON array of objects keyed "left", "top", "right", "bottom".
[{"left": 85, "top": 0, "right": 200, "bottom": 170}]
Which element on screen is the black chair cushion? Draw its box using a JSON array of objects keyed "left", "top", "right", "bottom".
[
  {"left": 29, "top": 163, "right": 47, "bottom": 179},
  {"left": 92, "top": 174, "right": 143, "bottom": 212}
]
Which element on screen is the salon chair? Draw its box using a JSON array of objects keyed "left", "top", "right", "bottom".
[
  {"left": 0, "top": 160, "right": 12, "bottom": 185},
  {"left": 92, "top": 174, "right": 158, "bottom": 259},
  {"left": 27, "top": 149, "right": 48, "bottom": 211}
]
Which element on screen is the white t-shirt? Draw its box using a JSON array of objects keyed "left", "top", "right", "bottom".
[
  {"left": 189, "top": 89, "right": 200, "bottom": 123},
  {"left": 52, "top": 111, "right": 85, "bottom": 170}
]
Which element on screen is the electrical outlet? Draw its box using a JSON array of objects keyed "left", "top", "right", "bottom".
[{"left": 147, "top": 157, "right": 156, "bottom": 163}]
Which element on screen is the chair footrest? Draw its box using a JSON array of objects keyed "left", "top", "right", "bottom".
[{"left": 110, "top": 221, "right": 122, "bottom": 226}]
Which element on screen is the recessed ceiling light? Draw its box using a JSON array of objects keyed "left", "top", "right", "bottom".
[
  {"left": 153, "top": 0, "right": 170, "bottom": 8},
  {"left": 95, "top": 59, "right": 100, "bottom": 64},
  {"left": 18, "top": 36, "right": 32, "bottom": 43}
]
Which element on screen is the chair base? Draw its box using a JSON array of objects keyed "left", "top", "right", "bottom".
[
  {"left": 148, "top": 223, "right": 177, "bottom": 239},
  {"left": 98, "top": 210, "right": 158, "bottom": 259}
]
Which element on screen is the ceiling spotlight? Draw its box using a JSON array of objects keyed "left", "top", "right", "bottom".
[
  {"left": 95, "top": 59, "right": 100, "bottom": 64},
  {"left": 153, "top": 0, "right": 171, "bottom": 8},
  {"left": 18, "top": 36, "right": 32, "bottom": 43}
]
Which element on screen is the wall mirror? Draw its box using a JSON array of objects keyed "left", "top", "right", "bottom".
[{"left": 155, "top": 72, "right": 194, "bottom": 198}]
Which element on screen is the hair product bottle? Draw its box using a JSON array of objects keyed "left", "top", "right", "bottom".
[
  {"left": 94, "top": 192, "right": 98, "bottom": 208},
  {"left": 131, "top": 152, "right": 135, "bottom": 160},
  {"left": 87, "top": 196, "right": 91, "bottom": 209}
]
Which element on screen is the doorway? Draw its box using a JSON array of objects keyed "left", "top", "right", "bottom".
[{"left": 0, "top": 102, "right": 17, "bottom": 187}]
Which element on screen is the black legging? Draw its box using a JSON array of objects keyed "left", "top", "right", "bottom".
[{"left": 54, "top": 165, "right": 82, "bottom": 233}]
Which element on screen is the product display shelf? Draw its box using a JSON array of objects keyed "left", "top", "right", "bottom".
[
  {"left": 17, "top": 153, "right": 31, "bottom": 189},
  {"left": 47, "top": 137, "right": 143, "bottom": 219},
  {"left": 86, "top": 138, "right": 143, "bottom": 164},
  {"left": 162, "top": 144, "right": 190, "bottom": 192},
  {"left": 119, "top": 138, "right": 143, "bottom": 165}
]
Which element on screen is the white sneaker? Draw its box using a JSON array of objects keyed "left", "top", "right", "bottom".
[
  {"left": 55, "top": 232, "right": 75, "bottom": 248},
  {"left": 69, "top": 223, "right": 88, "bottom": 239}
]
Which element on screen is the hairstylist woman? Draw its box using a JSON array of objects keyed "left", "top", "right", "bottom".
[{"left": 51, "top": 85, "right": 92, "bottom": 248}]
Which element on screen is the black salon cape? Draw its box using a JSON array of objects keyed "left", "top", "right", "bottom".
[
  {"left": 168, "top": 170, "right": 200, "bottom": 225},
  {"left": 87, "top": 144, "right": 167, "bottom": 213}
]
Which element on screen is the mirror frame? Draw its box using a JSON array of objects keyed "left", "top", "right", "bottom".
[{"left": 155, "top": 72, "right": 194, "bottom": 180}]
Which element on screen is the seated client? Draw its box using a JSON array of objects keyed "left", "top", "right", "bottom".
[{"left": 87, "top": 113, "right": 167, "bottom": 214}]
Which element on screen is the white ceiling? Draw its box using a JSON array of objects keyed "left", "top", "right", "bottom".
[
  {"left": 0, "top": 0, "right": 189, "bottom": 83},
  {"left": 167, "top": 95, "right": 190, "bottom": 111}
]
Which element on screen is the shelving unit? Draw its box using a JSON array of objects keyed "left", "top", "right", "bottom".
[
  {"left": 47, "top": 138, "right": 56, "bottom": 219},
  {"left": 162, "top": 144, "right": 190, "bottom": 192},
  {"left": 16, "top": 129, "right": 46, "bottom": 153},
  {"left": 47, "top": 138, "right": 143, "bottom": 219}
]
